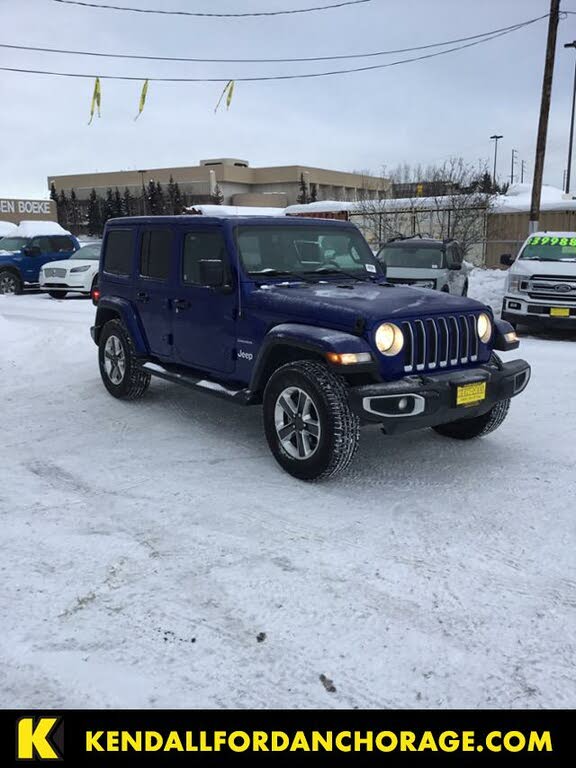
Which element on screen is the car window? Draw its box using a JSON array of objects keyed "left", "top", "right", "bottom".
[
  {"left": 378, "top": 245, "right": 445, "bottom": 270},
  {"left": 182, "top": 231, "right": 226, "bottom": 286},
  {"left": 71, "top": 243, "right": 101, "bottom": 260},
  {"left": 30, "top": 236, "right": 53, "bottom": 252},
  {"left": 140, "top": 230, "right": 172, "bottom": 281},
  {"left": 103, "top": 229, "right": 134, "bottom": 276},
  {"left": 50, "top": 236, "right": 75, "bottom": 252}
]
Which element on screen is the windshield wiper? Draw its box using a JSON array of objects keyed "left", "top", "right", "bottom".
[{"left": 310, "top": 266, "right": 383, "bottom": 284}]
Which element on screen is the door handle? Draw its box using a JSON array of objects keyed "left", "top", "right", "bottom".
[
  {"left": 136, "top": 291, "right": 150, "bottom": 303},
  {"left": 173, "top": 298, "right": 191, "bottom": 312}
]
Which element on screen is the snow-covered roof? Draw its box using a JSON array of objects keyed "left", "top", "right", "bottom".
[
  {"left": 493, "top": 183, "right": 576, "bottom": 213},
  {"left": 14, "top": 220, "right": 71, "bottom": 237},
  {"left": 185, "top": 204, "right": 286, "bottom": 217},
  {"left": 0, "top": 221, "right": 18, "bottom": 237}
]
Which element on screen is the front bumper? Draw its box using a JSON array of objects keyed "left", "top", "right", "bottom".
[
  {"left": 348, "top": 359, "right": 530, "bottom": 433},
  {"left": 40, "top": 281, "right": 90, "bottom": 293},
  {"left": 502, "top": 295, "right": 576, "bottom": 329}
]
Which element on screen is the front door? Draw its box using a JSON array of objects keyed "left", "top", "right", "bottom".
[
  {"left": 172, "top": 228, "right": 237, "bottom": 374},
  {"left": 134, "top": 227, "right": 174, "bottom": 360}
]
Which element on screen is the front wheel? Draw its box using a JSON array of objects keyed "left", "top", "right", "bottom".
[
  {"left": 0, "top": 270, "right": 22, "bottom": 295},
  {"left": 98, "top": 319, "right": 151, "bottom": 400},
  {"left": 263, "top": 360, "right": 360, "bottom": 481}
]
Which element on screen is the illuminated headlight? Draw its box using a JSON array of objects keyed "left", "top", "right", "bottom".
[
  {"left": 70, "top": 264, "right": 91, "bottom": 273},
  {"left": 477, "top": 313, "right": 492, "bottom": 343},
  {"left": 375, "top": 323, "right": 404, "bottom": 356}
]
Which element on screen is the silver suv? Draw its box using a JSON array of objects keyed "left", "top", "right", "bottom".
[{"left": 376, "top": 236, "right": 468, "bottom": 296}]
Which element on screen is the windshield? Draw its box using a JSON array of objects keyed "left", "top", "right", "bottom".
[
  {"left": 377, "top": 245, "right": 445, "bottom": 269},
  {"left": 71, "top": 243, "right": 101, "bottom": 260},
  {"left": 0, "top": 237, "right": 28, "bottom": 252},
  {"left": 237, "top": 225, "right": 381, "bottom": 277},
  {"left": 519, "top": 235, "right": 576, "bottom": 262}
]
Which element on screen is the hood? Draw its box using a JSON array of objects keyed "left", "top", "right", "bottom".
[
  {"left": 43, "top": 258, "right": 95, "bottom": 270},
  {"left": 0, "top": 249, "right": 21, "bottom": 260},
  {"left": 510, "top": 259, "right": 576, "bottom": 277},
  {"left": 249, "top": 279, "right": 487, "bottom": 332}
]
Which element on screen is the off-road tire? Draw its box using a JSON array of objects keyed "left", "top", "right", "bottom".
[
  {"left": 48, "top": 290, "right": 67, "bottom": 299},
  {"left": 98, "top": 319, "right": 150, "bottom": 400},
  {"left": 0, "top": 270, "right": 22, "bottom": 295},
  {"left": 263, "top": 359, "right": 360, "bottom": 481},
  {"left": 432, "top": 353, "right": 511, "bottom": 440}
]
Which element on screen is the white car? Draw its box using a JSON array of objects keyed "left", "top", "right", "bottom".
[
  {"left": 501, "top": 231, "right": 576, "bottom": 330},
  {"left": 39, "top": 241, "right": 101, "bottom": 299},
  {"left": 375, "top": 237, "right": 469, "bottom": 295}
]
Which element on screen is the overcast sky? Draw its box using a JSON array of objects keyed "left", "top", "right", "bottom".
[{"left": 0, "top": 0, "right": 575, "bottom": 198}]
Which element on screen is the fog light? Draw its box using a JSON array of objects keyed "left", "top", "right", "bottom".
[
  {"left": 398, "top": 397, "right": 409, "bottom": 411},
  {"left": 508, "top": 301, "right": 521, "bottom": 310}
]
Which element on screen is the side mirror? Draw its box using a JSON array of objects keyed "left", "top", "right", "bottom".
[
  {"left": 449, "top": 262, "right": 462, "bottom": 271},
  {"left": 23, "top": 245, "right": 41, "bottom": 257},
  {"left": 377, "top": 261, "right": 387, "bottom": 279},
  {"left": 500, "top": 253, "right": 514, "bottom": 266},
  {"left": 199, "top": 259, "right": 225, "bottom": 288}
]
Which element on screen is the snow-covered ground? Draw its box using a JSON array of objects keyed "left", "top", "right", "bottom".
[{"left": 0, "top": 275, "right": 574, "bottom": 709}]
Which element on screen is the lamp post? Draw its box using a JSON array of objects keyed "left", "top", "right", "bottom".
[
  {"left": 563, "top": 41, "right": 576, "bottom": 194},
  {"left": 490, "top": 135, "right": 503, "bottom": 188}
]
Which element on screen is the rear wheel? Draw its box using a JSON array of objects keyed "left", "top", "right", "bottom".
[
  {"left": 432, "top": 353, "right": 511, "bottom": 440},
  {"left": 48, "top": 290, "right": 67, "bottom": 299},
  {"left": 263, "top": 360, "right": 360, "bottom": 481},
  {"left": 0, "top": 270, "right": 22, "bottom": 295},
  {"left": 98, "top": 319, "right": 150, "bottom": 400}
]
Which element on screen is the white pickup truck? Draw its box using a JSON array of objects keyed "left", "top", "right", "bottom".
[{"left": 501, "top": 231, "right": 576, "bottom": 330}]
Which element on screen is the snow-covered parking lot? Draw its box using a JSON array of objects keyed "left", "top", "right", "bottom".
[{"left": 0, "top": 272, "right": 575, "bottom": 709}]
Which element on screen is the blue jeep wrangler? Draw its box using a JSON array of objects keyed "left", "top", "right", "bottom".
[
  {"left": 91, "top": 216, "right": 530, "bottom": 480},
  {"left": 0, "top": 231, "right": 80, "bottom": 294}
]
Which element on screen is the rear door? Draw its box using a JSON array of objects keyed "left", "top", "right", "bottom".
[
  {"left": 134, "top": 227, "right": 174, "bottom": 360},
  {"left": 172, "top": 227, "right": 237, "bottom": 374}
]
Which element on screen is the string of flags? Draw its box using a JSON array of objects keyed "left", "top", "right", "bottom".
[{"left": 87, "top": 77, "right": 235, "bottom": 123}]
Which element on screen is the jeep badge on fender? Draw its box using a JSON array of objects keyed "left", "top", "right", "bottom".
[{"left": 90, "top": 215, "right": 531, "bottom": 481}]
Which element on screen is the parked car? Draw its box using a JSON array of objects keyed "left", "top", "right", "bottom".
[
  {"left": 375, "top": 236, "right": 469, "bottom": 296},
  {"left": 91, "top": 216, "right": 530, "bottom": 481},
  {"left": 0, "top": 224, "right": 79, "bottom": 295},
  {"left": 501, "top": 231, "right": 576, "bottom": 329},
  {"left": 40, "top": 240, "right": 102, "bottom": 299}
]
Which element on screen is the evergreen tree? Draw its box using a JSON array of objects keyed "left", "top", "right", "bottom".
[
  {"left": 113, "top": 187, "right": 124, "bottom": 217},
  {"left": 87, "top": 189, "right": 102, "bottom": 236},
  {"left": 297, "top": 173, "right": 310, "bottom": 204},
  {"left": 69, "top": 189, "right": 81, "bottom": 233},
  {"left": 123, "top": 187, "right": 134, "bottom": 217},
  {"left": 146, "top": 179, "right": 158, "bottom": 214},
  {"left": 57, "top": 190, "right": 70, "bottom": 229},
  {"left": 310, "top": 183, "right": 318, "bottom": 203},
  {"left": 50, "top": 182, "right": 58, "bottom": 203},
  {"left": 168, "top": 175, "right": 183, "bottom": 214},
  {"left": 210, "top": 183, "right": 224, "bottom": 205},
  {"left": 155, "top": 181, "right": 166, "bottom": 215},
  {"left": 103, "top": 188, "right": 116, "bottom": 223}
]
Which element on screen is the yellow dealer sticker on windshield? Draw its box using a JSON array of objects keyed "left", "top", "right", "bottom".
[{"left": 457, "top": 381, "right": 486, "bottom": 406}]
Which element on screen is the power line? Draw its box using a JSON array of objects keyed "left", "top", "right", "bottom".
[
  {"left": 0, "top": 20, "right": 547, "bottom": 83},
  {"left": 0, "top": 15, "right": 548, "bottom": 64},
  {"left": 52, "top": 0, "right": 372, "bottom": 17}
]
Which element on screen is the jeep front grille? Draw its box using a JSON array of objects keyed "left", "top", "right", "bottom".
[{"left": 401, "top": 314, "right": 480, "bottom": 373}]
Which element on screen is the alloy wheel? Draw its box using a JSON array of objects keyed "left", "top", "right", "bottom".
[
  {"left": 274, "top": 386, "right": 321, "bottom": 460},
  {"left": 104, "top": 335, "right": 126, "bottom": 385}
]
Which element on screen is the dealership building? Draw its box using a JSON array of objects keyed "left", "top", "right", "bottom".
[
  {"left": 48, "top": 158, "right": 388, "bottom": 208},
  {"left": 0, "top": 197, "right": 56, "bottom": 226}
]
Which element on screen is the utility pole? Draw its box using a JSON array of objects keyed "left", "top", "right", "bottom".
[
  {"left": 563, "top": 40, "right": 576, "bottom": 194},
  {"left": 490, "top": 134, "right": 503, "bottom": 188},
  {"left": 521, "top": 160, "right": 527, "bottom": 183},
  {"left": 510, "top": 148, "right": 518, "bottom": 185},
  {"left": 529, "top": 0, "right": 560, "bottom": 232}
]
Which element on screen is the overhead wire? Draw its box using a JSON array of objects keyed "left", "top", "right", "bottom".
[
  {"left": 51, "top": 0, "right": 373, "bottom": 18},
  {"left": 0, "top": 14, "right": 549, "bottom": 64}
]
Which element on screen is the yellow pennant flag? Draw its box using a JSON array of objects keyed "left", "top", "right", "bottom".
[
  {"left": 88, "top": 77, "right": 101, "bottom": 125},
  {"left": 135, "top": 79, "right": 149, "bottom": 121},
  {"left": 214, "top": 80, "right": 235, "bottom": 113}
]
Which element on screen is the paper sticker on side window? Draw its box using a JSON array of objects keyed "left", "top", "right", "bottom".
[{"left": 365, "top": 264, "right": 376, "bottom": 273}]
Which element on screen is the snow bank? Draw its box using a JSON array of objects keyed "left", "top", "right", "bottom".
[
  {"left": 0, "top": 222, "right": 18, "bottom": 237},
  {"left": 468, "top": 267, "right": 507, "bottom": 315},
  {"left": 186, "top": 205, "right": 285, "bottom": 217},
  {"left": 494, "top": 183, "right": 576, "bottom": 213},
  {"left": 14, "top": 220, "right": 70, "bottom": 237}
]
